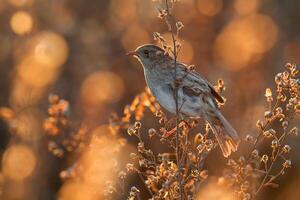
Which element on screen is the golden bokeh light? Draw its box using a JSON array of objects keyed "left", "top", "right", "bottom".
[
  {"left": 33, "top": 31, "right": 69, "bottom": 68},
  {"left": 234, "top": 0, "right": 259, "bottom": 15},
  {"left": 197, "top": 182, "right": 234, "bottom": 200},
  {"left": 8, "top": 0, "right": 33, "bottom": 7},
  {"left": 214, "top": 14, "right": 278, "bottom": 70},
  {"left": 2, "top": 145, "right": 36, "bottom": 181},
  {"left": 17, "top": 56, "right": 58, "bottom": 87},
  {"left": 110, "top": 0, "right": 137, "bottom": 23},
  {"left": 59, "top": 126, "right": 124, "bottom": 200},
  {"left": 121, "top": 23, "right": 151, "bottom": 52},
  {"left": 10, "top": 11, "right": 33, "bottom": 35},
  {"left": 80, "top": 71, "right": 124, "bottom": 105},
  {"left": 197, "top": 0, "right": 223, "bottom": 17},
  {"left": 9, "top": 111, "right": 41, "bottom": 141},
  {"left": 59, "top": 182, "right": 97, "bottom": 200}
]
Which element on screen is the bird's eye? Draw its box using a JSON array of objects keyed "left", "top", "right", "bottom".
[{"left": 143, "top": 50, "right": 149, "bottom": 57}]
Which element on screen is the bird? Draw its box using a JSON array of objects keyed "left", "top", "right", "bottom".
[{"left": 127, "top": 44, "right": 240, "bottom": 157}]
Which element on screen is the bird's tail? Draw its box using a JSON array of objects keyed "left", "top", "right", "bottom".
[{"left": 206, "top": 111, "right": 240, "bottom": 157}]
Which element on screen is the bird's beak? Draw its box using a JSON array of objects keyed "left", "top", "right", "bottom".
[{"left": 126, "top": 51, "right": 138, "bottom": 57}]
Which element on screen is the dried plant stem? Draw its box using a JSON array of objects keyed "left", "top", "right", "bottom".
[
  {"left": 255, "top": 127, "right": 289, "bottom": 196},
  {"left": 246, "top": 99, "right": 279, "bottom": 163},
  {"left": 165, "top": 0, "right": 184, "bottom": 199}
]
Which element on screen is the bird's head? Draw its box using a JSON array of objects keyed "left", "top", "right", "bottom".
[{"left": 127, "top": 44, "right": 167, "bottom": 68}]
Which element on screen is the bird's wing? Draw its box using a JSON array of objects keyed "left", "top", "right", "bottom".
[{"left": 177, "top": 63, "right": 224, "bottom": 104}]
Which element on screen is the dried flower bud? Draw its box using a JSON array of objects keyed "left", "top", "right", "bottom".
[
  {"left": 275, "top": 73, "right": 282, "bottom": 84},
  {"left": 148, "top": 128, "right": 157, "bottom": 138},
  {"left": 276, "top": 107, "right": 283, "bottom": 115},
  {"left": 134, "top": 121, "right": 142, "bottom": 129},
  {"left": 127, "top": 127, "right": 135, "bottom": 136},
  {"left": 48, "top": 94, "right": 59, "bottom": 104},
  {"left": 194, "top": 133, "right": 204, "bottom": 144},
  {"left": 118, "top": 171, "right": 127, "bottom": 179},
  {"left": 261, "top": 155, "right": 268, "bottom": 163},
  {"left": 271, "top": 139, "right": 279, "bottom": 148},
  {"left": 137, "top": 142, "right": 145, "bottom": 152},
  {"left": 199, "top": 170, "right": 208, "bottom": 179},
  {"left": 130, "top": 153, "right": 137, "bottom": 159},
  {"left": 290, "top": 127, "right": 298, "bottom": 136},
  {"left": 263, "top": 129, "right": 276, "bottom": 138},
  {"left": 265, "top": 88, "right": 273, "bottom": 101},
  {"left": 252, "top": 149, "right": 259, "bottom": 158},
  {"left": 245, "top": 134, "right": 254, "bottom": 142},
  {"left": 264, "top": 111, "right": 272, "bottom": 118},
  {"left": 282, "top": 145, "right": 291, "bottom": 153},
  {"left": 282, "top": 121, "right": 289, "bottom": 129},
  {"left": 205, "top": 139, "right": 214, "bottom": 151},
  {"left": 285, "top": 63, "right": 292, "bottom": 69},
  {"left": 176, "top": 21, "right": 184, "bottom": 30},
  {"left": 256, "top": 120, "right": 264, "bottom": 129},
  {"left": 283, "top": 160, "right": 291, "bottom": 168},
  {"left": 126, "top": 163, "right": 135, "bottom": 172}
]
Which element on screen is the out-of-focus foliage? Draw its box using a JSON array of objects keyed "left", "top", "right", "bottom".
[{"left": 0, "top": 0, "right": 299, "bottom": 199}]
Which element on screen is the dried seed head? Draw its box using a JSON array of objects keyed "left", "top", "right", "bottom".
[
  {"left": 245, "top": 134, "right": 254, "bottom": 142},
  {"left": 290, "top": 127, "right": 298, "bottom": 136},
  {"left": 283, "top": 145, "right": 291, "bottom": 153},
  {"left": 271, "top": 139, "right": 279, "bottom": 148},
  {"left": 275, "top": 107, "right": 283, "bottom": 115},
  {"left": 148, "top": 128, "right": 157, "bottom": 138},
  {"left": 265, "top": 88, "right": 273, "bottom": 102},
  {"left": 176, "top": 21, "right": 184, "bottom": 30},
  {"left": 282, "top": 121, "right": 289, "bottom": 129},
  {"left": 130, "top": 153, "right": 137, "bottom": 159},
  {"left": 263, "top": 129, "right": 276, "bottom": 138},
  {"left": 256, "top": 120, "right": 264, "bottom": 129},
  {"left": 252, "top": 149, "right": 259, "bottom": 158},
  {"left": 264, "top": 111, "right": 272, "bottom": 118},
  {"left": 261, "top": 155, "right": 268, "bottom": 163},
  {"left": 118, "top": 171, "right": 127, "bottom": 179},
  {"left": 127, "top": 127, "right": 135, "bottom": 136},
  {"left": 199, "top": 170, "right": 208, "bottom": 179},
  {"left": 134, "top": 121, "right": 142, "bottom": 129},
  {"left": 283, "top": 160, "right": 291, "bottom": 168},
  {"left": 126, "top": 163, "right": 135, "bottom": 172}
]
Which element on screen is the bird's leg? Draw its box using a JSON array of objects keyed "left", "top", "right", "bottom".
[{"left": 162, "top": 116, "right": 192, "bottom": 138}]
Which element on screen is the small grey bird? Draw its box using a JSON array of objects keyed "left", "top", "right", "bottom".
[{"left": 127, "top": 44, "right": 240, "bottom": 157}]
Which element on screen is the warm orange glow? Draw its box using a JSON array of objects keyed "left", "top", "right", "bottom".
[
  {"left": 33, "top": 31, "right": 69, "bottom": 68},
  {"left": 234, "top": 0, "right": 259, "bottom": 15},
  {"left": 8, "top": 0, "right": 33, "bottom": 7},
  {"left": 121, "top": 23, "right": 151, "bottom": 51},
  {"left": 81, "top": 71, "right": 124, "bottom": 105},
  {"left": 17, "top": 56, "right": 58, "bottom": 87},
  {"left": 111, "top": 0, "right": 137, "bottom": 22},
  {"left": 59, "top": 125, "right": 124, "bottom": 200},
  {"left": 178, "top": 40, "right": 194, "bottom": 63},
  {"left": 197, "top": 182, "right": 234, "bottom": 200},
  {"left": 214, "top": 14, "right": 278, "bottom": 70},
  {"left": 2, "top": 145, "right": 36, "bottom": 180},
  {"left": 10, "top": 11, "right": 33, "bottom": 35},
  {"left": 197, "top": 0, "right": 223, "bottom": 17}
]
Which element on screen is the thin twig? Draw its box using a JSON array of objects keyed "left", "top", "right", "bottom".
[{"left": 165, "top": 0, "right": 184, "bottom": 199}]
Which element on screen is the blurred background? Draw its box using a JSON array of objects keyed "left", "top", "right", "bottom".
[{"left": 0, "top": 0, "right": 299, "bottom": 199}]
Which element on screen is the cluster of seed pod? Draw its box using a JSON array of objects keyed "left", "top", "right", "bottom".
[{"left": 220, "top": 63, "right": 299, "bottom": 200}]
